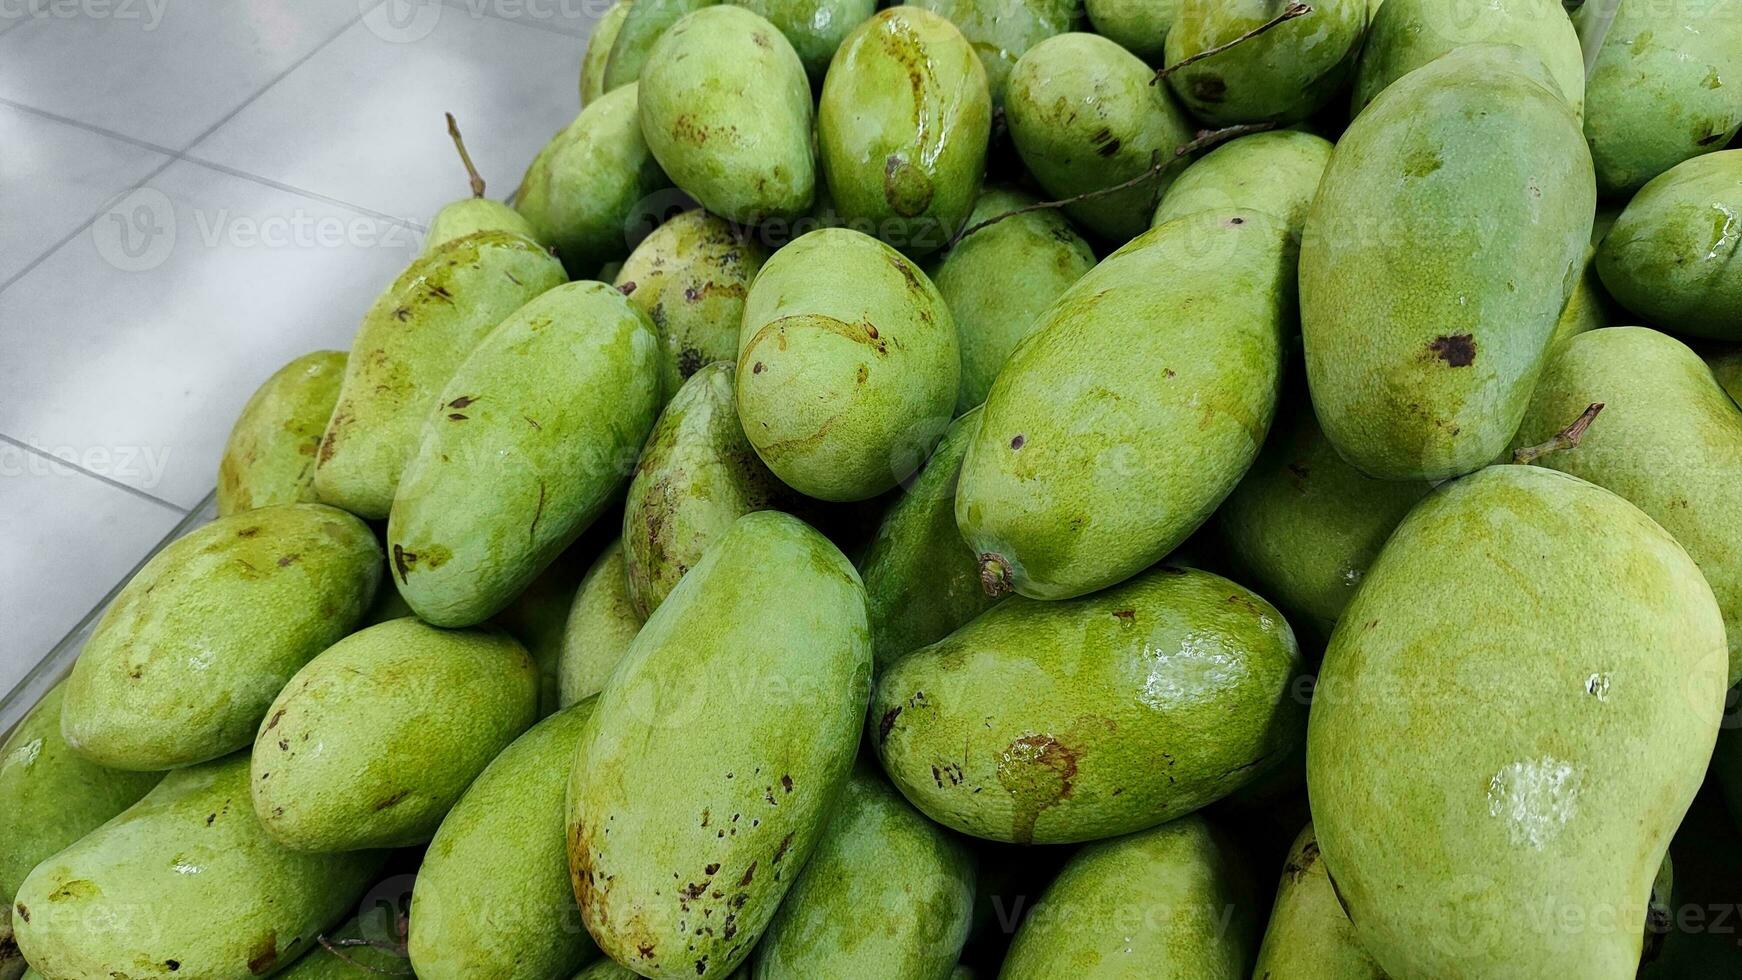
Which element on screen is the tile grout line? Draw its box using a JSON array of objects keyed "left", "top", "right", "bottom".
[
  {"left": 0, "top": 433, "right": 188, "bottom": 514},
  {"left": 0, "top": 97, "right": 184, "bottom": 158}
]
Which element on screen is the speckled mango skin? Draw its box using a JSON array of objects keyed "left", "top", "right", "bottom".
[
  {"left": 603, "top": 0, "right": 712, "bottom": 92},
  {"left": 217, "top": 350, "right": 346, "bottom": 517},
  {"left": 930, "top": 189, "right": 1095, "bottom": 413},
  {"left": 1300, "top": 45, "right": 1595, "bottom": 481},
  {"left": 615, "top": 209, "right": 770, "bottom": 401},
  {"left": 409, "top": 700, "right": 599, "bottom": 980},
  {"left": 389, "top": 281, "right": 660, "bottom": 627},
  {"left": 1597, "top": 151, "right": 1742, "bottom": 339},
  {"left": 1163, "top": 0, "right": 1365, "bottom": 125},
  {"left": 1250, "top": 823, "right": 1386, "bottom": 980},
  {"left": 1514, "top": 327, "right": 1742, "bottom": 684},
  {"left": 1152, "top": 129, "right": 1332, "bottom": 240},
  {"left": 911, "top": 0, "right": 1076, "bottom": 108},
  {"left": 559, "top": 539, "right": 644, "bottom": 706},
  {"left": 1352, "top": 0, "right": 1583, "bottom": 119},
  {"left": 1578, "top": 0, "right": 1742, "bottom": 196},
  {"left": 998, "top": 816, "right": 1259, "bottom": 979},
  {"left": 424, "top": 198, "right": 540, "bottom": 256},
  {"left": 1005, "top": 33, "right": 1192, "bottom": 243},
  {"left": 736, "top": 228, "right": 960, "bottom": 502},
  {"left": 750, "top": 767, "right": 974, "bottom": 979},
  {"left": 315, "top": 231, "right": 566, "bottom": 518},
  {"left": 738, "top": 0, "right": 878, "bottom": 79},
  {"left": 581, "top": 1, "right": 630, "bottom": 104},
  {"left": 1306, "top": 465, "right": 1727, "bottom": 980},
  {"left": 250, "top": 618, "right": 540, "bottom": 852},
  {"left": 640, "top": 6, "right": 815, "bottom": 225},
  {"left": 818, "top": 7, "right": 990, "bottom": 257},
  {"left": 955, "top": 209, "right": 1292, "bottom": 600},
  {"left": 1085, "top": 0, "right": 1174, "bottom": 61},
  {"left": 873, "top": 565, "right": 1302, "bottom": 844},
  {"left": 61, "top": 504, "right": 381, "bottom": 771},
  {"left": 12, "top": 754, "right": 385, "bottom": 980},
  {"left": 566, "top": 512, "right": 872, "bottom": 980}
]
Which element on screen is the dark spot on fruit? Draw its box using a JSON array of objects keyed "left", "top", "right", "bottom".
[
  {"left": 856, "top": 364, "right": 868, "bottom": 385},
  {"left": 1428, "top": 333, "right": 1476, "bottom": 367},
  {"left": 266, "top": 709, "right": 285, "bottom": 730},
  {"left": 638, "top": 942, "right": 656, "bottom": 958},
  {"left": 237, "top": 526, "right": 260, "bottom": 538},
  {"left": 1227, "top": 217, "right": 1243, "bottom": 225},
  {"left": 996, "top": 734, "right": 1080, "bottom": 844},
  {"left": 15, "top": 903, "right": 29, "bottom": 923},
  {"left": 206, "top": 813, "right": 217, "bottom": 826},
  {"left": 393, "top": 544, "right": 415, "bottom": 582},
  {"left": 393, "top": 306, "right": 411, "bottom": 321},
  {"left": 166, "top": 960, "right": 180, "bottom": 972},
  {"left": 447, "top": 412, "right": 468, "bottom": 421},
  {"left": 1010, "top": 434, "right": 1025, "bottom": 450},
  {"left": 1112, "top": 609, "right": 1135, "bottom": 622},
  {"left": 372, "top": 789, "right": 410, "bottom": 812},
  {"left": 773, "top": 832, "right": 794, "bottom": 863},
  {"left": 738, "top": 862, "right": 757, "bottom": 886},
  {"left": 879, "top": 706, "right": 902, "bottom": 744},
  {"left": 247, "top": 933, "right": 278, "bottom": 975},
  {"left": 276, "top": 554, "right": 299, "bottom": 568},
  {"left": 1189, "top": 74, "right": 1226, "bottom": 103},
  {"left": 752, "top": 362, "right": 764, "bottom": 374},
  {"left": 781, "top": 774, "right": 793, "bottom": 793},
  {"left": 448, "top": 395, "right": 477, "bottom": 409},
  {"left": 1096, "top": 137, "right": 1122, "bottom": 157},
  {"left": 618, "top": 281, "right": 637, "bottom": 294},
  {"left": 705, "top": 863, "right": 720, "bottom": 875}
]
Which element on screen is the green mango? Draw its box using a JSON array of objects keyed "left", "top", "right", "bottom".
[
  {"left": 492, "top": 542, "right": 592, "bottom": 716},
  {"left": 581, "top": 0, "right": 631, "bottom": 105},
  {"left": 1005, "top": 32, "right": 1193, "bottom": 242},
  {"left": 911, "top": 0, "right": 1076, "bottom": 108},
  {"left": 603, "top": 0, "right": 714, "bottom": 92},
  {"left": 736, "top": 228, "right": 960, "bottom": 502},
  {"left": 1306, "top": 465, "right": 1727, "bottom": 979},
  {"left": 277, "top": 914, "right": 410, "bottom": 979},
  {"left": 1250, "top": 823, "right": 1386, "bottom": 979},
  {"left": 425, "top": 115, "right": 539, "bottom": 254},
  {"left": 1597, "top": 151, "right": 1742, "bottom": 340},
  {"left": 566, "top": 512, "right": 871, "bottom": 979},
  {"left": 1711, "top": 348, "right": 1742, "bottom": 405},
  {"left": 409, "top": 700, "right": 599, "bottom": 979},
  {"left": 251, "top": 617, "right": 540, "bottom": 851},
  {"left": 818, "top": 7, "right": 990, "bottom": 256},
  {"left": 751, "top": 766, "right": 975, "bottom": 978},
  {"left": 1163, "top": 0, "right": 1365, "bottom": 125},
  {"left": 1352, "top": 0, "right": 1584, "bottom": 119},
  {"left": 931, "top": 189, "right": 1095, "bottom": 413},
  {"left": 1151, "top": 129, "right": 1333, "bottom": 240},
  {"left": 1300, "top": 44, "right": 1595, "bottom": 481},
  {"left": 558, "top": 539, "right": 644, "bottom": 706},
  {"left": 12, "top": 754, "right": 385, "bottom": 980},
  {"left": 738, "top": 0, "right": 878, "bottom": 79},
  {"left": 315, "top": 231, "right": 567, "bottom": 518},
  {"left": 956, "top": 208, "right": 1292, "bottom": 600},
  {"left": 640, "top": 6, "right": 814, "bottom": 224},
  {"left": 1513, "top": 326, "right": 1742, "bottom": 683},
  {"left": 217, "top": 350, "right": 346, "bottom": 516},
  {"left": 516, "top": 85, "right": 672, "bottom": 276},
  {"left": 874, "top": 564, "right": 1302, "bottom": 844},
  {"left": 573, "top": 962, "right": 638, "bottom": 980},
  {"left": 61, "top": 504, "right": 380, "bottom": 771},
  {"left": 1578, "top": 0, "right": 1742, "bottom": 195},
  {"left": 389, "top": 281, "right": 661, "bottom": 627},
  {"left": 1550, "top": 247, "right": 1620, "bottom": 352},
  {"left": 1084, "top": 0, "right": 1174, "bottom": 61},
  {"left": 614, "top": 209, "right": 770, "bottom": 401},
  {"left": 998, "top": 816, "right": 1260, "bottom": 978}
]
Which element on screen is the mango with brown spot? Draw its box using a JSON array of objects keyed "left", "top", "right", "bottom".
[
  {"left": 1250, "top": 822, "right": 1388, "bottom": 980},
  {"left": 1163, "top": 0, "right": 1365, "bottom": 125},
  {"left": 217, "top": 350, "right": 346, "bottom": 516},
  {"left": 738, "top": 0, "right": 878, "bottom": 80}
]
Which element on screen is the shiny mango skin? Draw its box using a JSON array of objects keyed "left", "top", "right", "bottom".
[
  {"left": 424, "top": 198, "right": 540, "bottom": 255},
  {"left": 409, "top": 700, "right": 599, "bottom": 979},
  {"left": 1005, "top": 33, "right": 1192, "bottom": 243},
  {"left": 736, "top": 228, "right": 960, "bottom": 502},
  {"left": 1597, "top": 151, "right": 1742, "bottom": 339},
  {"left": 566, "top": 512, "right": 872, "bottom": 980},
  {"left": 516, "top": 85, "right": 672, "bottom": 277},
  {"left": 930, "top": 189, "right": 1095, "bottom": 413},
  {"left": 1514, "top": 327, "right": 1742, "bottom": 684},
  {"left": 1306, "top": 465, "right": 1727, "bottom": 980},
  {"left": 1084, "top": 0, "right": 1173, "bottom": 61},
  {"left": 739, "top": 0, "right": 878, "bottom": 79},
  {"left": 614, "top": 209, "right": 770, "bottom": 401},
  {"left": 12, "top": 754, "right": 385, "bottom": 980},
  {"left": 581, "top": 0, "right": 630, "bottom": 104},
  {"left": 1163, "top": 0, "right": 1365, "bottom": 125},
  {"left": 640, "top": 6, "right": 815, "bottom": 224},
  {"left": 1250, "top": 824, "right": 1387, "bottom": 980},
  {"left": 1352, "top": 0, "right": 1583, "bottom": 119},
  {"left": 603, "top": 0, "right": 713, "bottom": 91},
  {"left": 751, "top": 767, "right": 975, "bottom": 978},
  {"left": 873, "top": 565, "right": 1302, "bottom": 844},
  {"left": 1151, "top": 129, "right": 1332, "bottom": 240},
  {"left": 911, "top": 0, "right": 1076, "bottom": 108},
  {"left": 389, "top": 281, "right": 660, "bottom": 627},
  {"left": 1300, "top": 44, "right": 1595, "bottom": 481},
  {"left": 315, "top": 231, "right": 567, "bottom": 518},
  {"left": 61, "top": 504, "right": 381, "bottom": 771},
  {"left": 818, "top": 7, "right": 990, "bottom": 257},
  {"left": 250, "top": 618, "right": 540, "bottom": 852},
  {"left": 217, "top": 350, "right": 346, "bottom": 516},
  {"left": 1578, "top": 0, "right": 1742, "bottom": 196},
  {"left": 955, "top": 209, "right": 1292, "bottom": 600},
  {"left": 998, "top": 816, "right": 1259, "bottom": 979},
  {"left": 558, "top": 539, "right": 644, "bottom": 706}
]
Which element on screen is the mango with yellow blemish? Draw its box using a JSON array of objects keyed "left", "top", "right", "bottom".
[{"left": 217, "top": 350, "right": 346, "bottom": 516}]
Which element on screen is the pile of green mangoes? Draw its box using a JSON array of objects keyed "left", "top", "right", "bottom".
[{"left": 8, "top": 0, "right": 1742, "bottom": 977}]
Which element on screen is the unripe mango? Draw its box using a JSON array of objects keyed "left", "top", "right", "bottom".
[
  {"left": 739, "top": 0, "right": 878, "bottom": 79},
  {"left": 581, "top": 0, "right": 630, "bottom": 105},
  {"left": 1353, "top": 0, "right": 1584, "bottom": 119},
  {"left": 911, "top": 0, "right": 1077, "bottom": 107},
  {"left": 1250, "top": 824, "right": 1387, "bottom": 980},
  {"left": 1084, "top": 0, "right": 1174, "bottom": 61},
  {"left": 1151, "top": 129, "right": 1332, "bottom": 239},
  {"left": 277, "top": 914, "right": 409, "bottom": 979},
  {"left": 558, "top": 539, "right": 644, "bottom": 706},
  {"left": 1597, "top": 151, "right": 1742, "bottom": 339},
  {"left": 1164, "top": 0, "right": 1365, "bottom": 125},
  {"left": 603, "top": 0, "right": 713, "bottom": 92},
  {"left": 491, "top": 543, "right": 592, "bottom": 717},
  {"left": 217, "top": 350, "right": 346, "bottom": 516}
]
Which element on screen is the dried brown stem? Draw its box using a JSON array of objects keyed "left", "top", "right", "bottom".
[
  {"left": 1153, "top": 2, "right": 1314, "bottom": 83},
  {"left": 1513, "top": 403, "right": 1604, "bottom": 465},
  {"left": 445, "top": 112, "right": 486, "bottom": 199}
]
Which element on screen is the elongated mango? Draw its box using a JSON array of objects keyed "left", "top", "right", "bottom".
[
  {"left": 581, "top": 0, "right": 630, "bottom": 104},
  {"left": 558, "top": 539, "right": 644, "bottom": 706},
  {"left": 1353, "top": 0, "right": 1584, "bottom": 119},
  {"left": 217, "top": 350, "right": 346, "bottom": 516},
  {"left": 1163, "top": 0, "right": 1365, "bottom": 125},
  {"left": 1084, "top": 0, "right": 1173, "bottom": 61},
  {"left": 1151, "top": 129, "right": 1333, "bottom": 239},
  {"left": 1250, "top": 824, "right": 1387, "bottom": 979}
]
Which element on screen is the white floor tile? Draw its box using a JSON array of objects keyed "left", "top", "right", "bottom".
[{"left": 442, "top": 0, "right": 608, "bottom": 37}]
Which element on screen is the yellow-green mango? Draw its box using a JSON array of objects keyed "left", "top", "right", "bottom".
[
  {"left": 1151, "top": 129, "right": 1333, "bottom": 239},
  {"left": 315, "top": 231, "right": 567, "bottom": 518},
  {"left": 1306, "top": 465, "right": 1727, "bottom": 979},
  {"left": 251, "top": 618, "right": 539, "bottom": 851},
  {"left": 818, "top": 7, "right": 990, "bottom": 256},
  {"left": 425, "top": 116, "right": 540, "bottom": 255},
  {"left": 409, "top": 700, "right": 599, "bottom": 979},
  {"left": 1250, "top": 823, "right": 1386, "bottom": 980},
  {"left": 1578, "top": 0, "right": 1742, "bottom": 195},
  {"left": 1712, "top": 347, "right": 1742, "bottom": 405},
  {"left": 1513, "top": 326, "right": 1742, "bottom": 683},
  {"left": 1300, "top": 44, "right": 1595, "bottom": 481},
  {"left": 911, "top": 0, "right": 1076, "bottom": 108},
  {"left": 603, "top": 0, "right": 713, "bottom": 91},
  {"left": 737, "top": 228, "right": 960, "bottom": 502},
  {"left": 738, "top": 0, "right": 878, "bottom": 79},
  {"left": 640, "top": 6, "right": 815, "bottom": 224},
  {"left": 930, "top": 189, "right": 1095, "bottom": 413},
  {"left": 567, "top": 512, "right": 871, "bottom": 979},
  {"left": 614, "top": 209, "right": 770, "bottom": 401},
  {"left": 217, "top": 350, "right": 346, "bottom": 516},
  {"left": 1085, "top": 0, "right": 1174, "bottom": 61},
  {"left": 1352, "top": 0, "right": 1583, "bottom": 119},
  {"left": 751, "top": 766, "right": 975, "bottom": 978},
  {"left": 956, "top": 209, "right": 1292, "bottom": 600},
  {"left": 874, "top": 565, "right": 1302, "bottom": 844},
  {"left": 998, "top": 816, "right": 1260, "bottom": 978},
  {"left": 1005, "top": 32, "right": 1193, "bottom": 242},
  {"left": 61, "top": 504, "right": 381, "bottom": 771},
  {"left": 389, "top": 281, "right": 660, "bottom": 627},
  {"left": 1163, "top": 0, "right": 1365, "bottom": 125},
  {"left": 492, "top": 542, "right": 592, "bottom": 716},
  {"left": 581, "top": 0, "right": 631, "bottom": 105},
  {"left": 1597, "top": 151, "right": 1742, "bottom": 339},
  {"left": 558, "top": 539, "right": 644, "bottom": 706},
  {"left": 12, "top": 754, "right": 385, "bottom": 980}
]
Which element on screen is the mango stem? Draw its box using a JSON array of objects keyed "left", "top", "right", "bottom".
[
  {"left": 1152, "top": 2, "right": 1313, "bottom": 83},
  {"left": 980, "top": 554, "right": 1015, "bottom": 598},
  {"left": 1512, "top": 402, "right": 1604, "bottom": 466},
  {"left": 445, "top": 111, "right": 487, "bottom": 199}
]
